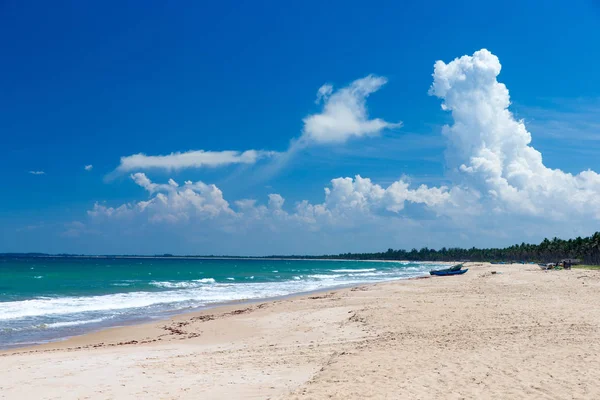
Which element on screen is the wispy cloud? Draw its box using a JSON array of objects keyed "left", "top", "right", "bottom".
[
  {"left": 84, "top": 165, "right": 93, "bottom": 171},
  {"left": 514, "top": 98, "right": 600, "bottom": 142},
  {"left": 107, "top": 149, "right": 277, "bottom": 180},
  {"left": 28, "top": 170, "right": 45, "bottom": 175}
]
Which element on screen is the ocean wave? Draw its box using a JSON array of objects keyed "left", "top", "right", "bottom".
[
  {"left": 1, "top": 317, "right": 108, "bottom": 332},
  {"left": 307, "top": 274, "right": 344, "bottom": 279},
  {"left": 0, "top": 291, "right": 206, "bottom": 320},
  {"left": 0, "top": 262, "right": 443, "bottom": 323},
  {"left": 44, "top": 318, "right": 108, "bottom": 329},
  {"left": 347, "top": 272, "right": 387, "bottom": 277},
  {"left": 330, "top": 268, "right": 377, "bottom": 273},
  {"left": 149, "top": 278, "right": 216, "bottom": 288},
  {"left": 1, "top": 274, "right": 403, "bottom": 321}
]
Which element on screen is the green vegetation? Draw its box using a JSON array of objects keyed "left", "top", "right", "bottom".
[
  {"left": 273, "top": 232, "right": 600, "bottom": 265},
  {"left": 573, "top": 265, "right": 600, "bottom": 270}
]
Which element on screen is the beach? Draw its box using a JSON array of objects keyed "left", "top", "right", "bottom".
[{"left": 1, "top": 262, "right": 600, "bottom": 399}]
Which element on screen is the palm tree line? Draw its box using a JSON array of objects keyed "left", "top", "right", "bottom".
[{"left": 282, "top": 232, "right": 600, "bottom": 264}]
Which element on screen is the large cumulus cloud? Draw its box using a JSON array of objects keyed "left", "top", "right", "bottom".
[{"left": 431, "top": 49, "right": 600, "bottom": 220}]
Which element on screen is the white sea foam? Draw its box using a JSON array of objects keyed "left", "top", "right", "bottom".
[
  {"left": 307, "top": 274, "right": 344, "bottom": 280},
  {"left": 2, "top": 317, "right": 111, "bottom": 332},
  {"left": 330, "top": 268, "right": 377, "bottom": 273},
  {"left": 0, "top": 262, "right": 442, "bottom": 325},
  {"left": 149, "top": 278, "right": 216, "bottom": 288},
  {"left": 348, "top": 272, "right": 387, "bottom": 277},
  {"left": 44, "top": 318, "right": 108, "bottom": 329}
]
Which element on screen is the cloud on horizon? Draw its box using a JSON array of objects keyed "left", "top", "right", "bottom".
[{"left": 85, "top": 49, "right": 600, "bottom": 254}]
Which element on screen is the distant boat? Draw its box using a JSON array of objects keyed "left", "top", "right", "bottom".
[{"left": 430, "top": 268, "right": 468, "bottom": 276}]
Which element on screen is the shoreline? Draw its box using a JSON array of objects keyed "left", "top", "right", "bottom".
[
  {"left": 4, "top": 262, "right": 597, "bottom": 399},
  {"left": 2, "top": 259, "right": 455, "bottom": 351},
  {"left": 1, "top": 273, "right": 433, "bottom": 354}
]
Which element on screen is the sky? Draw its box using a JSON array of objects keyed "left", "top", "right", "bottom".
[{"left": 2, "top": 0, "right": 600, "bottom": 255}]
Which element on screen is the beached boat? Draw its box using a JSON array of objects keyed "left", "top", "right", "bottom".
[
  {"left": 430, "top": 264, "right": 463, "bottom": 274},
  {"left": 430, "top": 268, "right": 468, "bottom": 276}
]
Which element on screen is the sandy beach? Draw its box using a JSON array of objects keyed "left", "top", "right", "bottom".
[{"left": 1, "top": 262, "right": 600, "bottom": 399}]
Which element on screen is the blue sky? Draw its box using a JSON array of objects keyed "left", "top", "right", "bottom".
[{"left": 2, "top": 1, "right": 600, "bottom": 255}]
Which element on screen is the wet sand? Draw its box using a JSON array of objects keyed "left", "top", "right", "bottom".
[{"left": 1, "top": 262, "right": 599, "bottom": 399}]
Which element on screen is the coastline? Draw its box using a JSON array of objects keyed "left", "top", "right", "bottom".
[
  {"left": 3, "top": 262, "right": 599, "bottom": 399},
  {"left": 0, "top": 273, "right": 433, "bottom": 353},
  {"left": 1, "top": 258, "right": 452, "bottom": 351}
]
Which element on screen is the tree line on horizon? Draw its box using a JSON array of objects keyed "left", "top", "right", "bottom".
[
  {"left": 274, "top": 232, "right": 600, "bottom": 265},
  {"left": 3, "top": 233, "right": 600, "bottom": 265}
]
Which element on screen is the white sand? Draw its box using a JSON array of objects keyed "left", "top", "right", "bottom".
[{"left": 1, "top": 262, "right": 600, "bottom": 399}]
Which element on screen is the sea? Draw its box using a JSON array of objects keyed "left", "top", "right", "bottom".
[{"left": 0, "top": 257, "right": 446, "bottom": 349}]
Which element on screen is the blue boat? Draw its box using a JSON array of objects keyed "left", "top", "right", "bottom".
[
  {"left": 429, "top": 264, "right": 462, "bottom": 274},
  {"left": 430, "top": 268, "right": 468, "bottom": 276}
]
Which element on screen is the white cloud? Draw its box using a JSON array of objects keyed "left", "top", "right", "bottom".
[
  {"left": 91, "top": 173, "right": 235, "bottom": 224},
  {"left": 84, "top": 49, "right": 600, "bottom": 254},
  {"left": 88, "top": 203, "right": 135, "bottom": 219},
  {"left": 113, "top": 150, "right": 276, "bottom": 174},
  {"left": 321, "top": 175, "right": 449, "bottom": 216},
  {"left": 315, "top": 84, "right": 333, "bottom": 104},
  {"left": 84, "top": 165, "right": 93, "bottom": 171},
  {"left": 301, "top": 75, "right": 402, "bottom": 144},
  {"left": 29, "top": 171, "right": 45, "bottom": 175},
  {"left": 429, "top": 49, "right": 600, "bottom": 220},
  {"left": 89, "top": 174, "right": 447, "bottom": 230},
  {"left": 268, "top": 193, "right": 285, "bottom": 210}
]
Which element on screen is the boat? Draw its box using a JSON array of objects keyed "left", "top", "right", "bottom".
[
  {"left": 430, "top": 268, "right": 468, "bottom": 276},
  {"left": 429, "top": 263, "right": 463, "bottom": 274}
]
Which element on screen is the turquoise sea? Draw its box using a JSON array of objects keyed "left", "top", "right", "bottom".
[{"left": 0, "top": 257, "right": 445, "bottom": 349}]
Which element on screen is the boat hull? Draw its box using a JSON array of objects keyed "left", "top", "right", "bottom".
[{"left": 430, "top": 268, "right": 468, "bottom": 276}]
